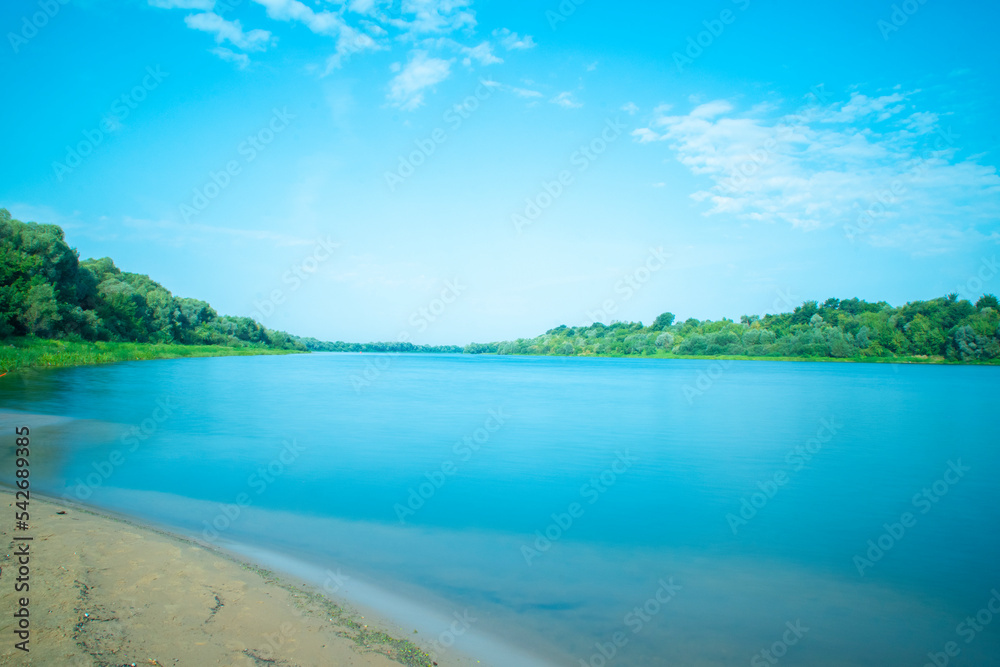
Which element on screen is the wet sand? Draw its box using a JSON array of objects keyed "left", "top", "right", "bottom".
[{"left": 0, "top": 489, "right": 437, "bottom": 666}]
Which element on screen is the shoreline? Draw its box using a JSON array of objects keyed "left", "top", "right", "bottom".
[
  {"left": 0, "top": 479, "right": 561, "bottom": 667},
  {"left": 4, "top": 337, "right": 998, "bottom": 376},
  {"left": 463, "top": 351, "right": 999, "bottom": 365},
  {"left": 0, "top": 487, "right": 449, "bottom": 666},
  {"left": 0, "top": 338, "right": 306, "bottom": 374},
  {"left": 321, "top": 349, "right": 999, "bottom": 366}
]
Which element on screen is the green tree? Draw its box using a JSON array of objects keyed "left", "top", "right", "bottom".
[
  {"left": 976, "top": 294, "right": 999, "bottom": 310},
  {"left": 20, "top": 283, "right": 61, "bottom": 335},
  {"left": 652, "top": 312, "right": 675, "bottom": 329},
  {"left": 904, "top": 314, "right": 945, "bottom": 356}
]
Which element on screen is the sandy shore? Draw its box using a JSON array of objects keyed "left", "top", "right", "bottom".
[{"left": 0, "top": 490, "right": 437, "bottom": 666}]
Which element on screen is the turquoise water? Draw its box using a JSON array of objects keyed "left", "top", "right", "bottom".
[{"left": 2, "top": 354, "right": 999, "bottom": 665}]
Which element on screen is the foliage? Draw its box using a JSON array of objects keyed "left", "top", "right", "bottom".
[
  {"left": 479, "top": 298, "right": 1000, "bottom": 363},
  {"left": 0, "top": 209, "right": 305, "bottom": 351},
  {"left": 299, "top": 338, "right": 464, "bottom": 354},
  {"left": 0, "top": 336, "right": 301, "bottom": 373}
]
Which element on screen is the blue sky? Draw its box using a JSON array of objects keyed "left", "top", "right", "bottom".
[{"left": 2, "top": 0, "right": 998, "bottom": 344}]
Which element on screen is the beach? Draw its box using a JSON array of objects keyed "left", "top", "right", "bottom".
[{"left": 0, "top": 489, "right": 436, "bottom": 666}]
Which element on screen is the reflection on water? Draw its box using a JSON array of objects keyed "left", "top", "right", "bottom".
[{"left": 2, "top": 354, "right": 999, "bottom": 666}]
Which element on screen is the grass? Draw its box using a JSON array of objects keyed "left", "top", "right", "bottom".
[
  {"left": 3, "top": 337, "right": 995, "bottom": 374},
  {"left": 520, "top": 350, "right": 1000, "bottom": 365},
  {"left": 0, "top": 336, "right": 306, "bottom": 373}
]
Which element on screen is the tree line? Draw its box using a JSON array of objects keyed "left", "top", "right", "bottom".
[
  {"left": 5, "top": 208, "right": 997, "bottom": 363},
  {"left": 1, "top": 209, "right": 302, "bottom": 350},
  {"left": 465, "top": 294, "right": 1000, "bottom": 362},
  {"left": 298, "top": 339, "right": 464, "bottom": 354}
]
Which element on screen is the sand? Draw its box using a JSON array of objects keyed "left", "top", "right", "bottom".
[{"left": 0, "top": 490, "right": 438, "bottom": 666}]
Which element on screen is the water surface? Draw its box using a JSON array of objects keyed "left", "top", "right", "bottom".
[{"left": 2, "top": 354, "right": 998, "bottom": 665}]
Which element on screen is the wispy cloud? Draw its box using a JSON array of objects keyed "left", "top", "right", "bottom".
[
  {"left": 479, "top": 79, "right": 542, "bottom": 100},
  {"left": 388, "top": 50, "right": 454, "bottom": 110},
  {"left": 386, "top": 0, "right": 477, "bottom": 35},
  {"left": 346, "top": 0, "right": 378, "bottom": 15},
  {"left": 550, "top": 91, "right": 582, "bottom": 109},
  {"left": 210, "top": 46, "right": 250, "bottom": 69},
  {"left": 251, "top": 0, "right": 346, "bottom": 36},
  {"left": 633, "top": 89, "right": 1000, "bottom": 252},
  {"left": 154, "top": 0, "right": 496, "bottom": 107},
  {"left": 816, "top": 91, "right": 906, "bottom": 123},
  {"left": 461, "top": 41, "right": 502, "bottom": 66},
  {"left": 510, "top": 86, "right": 542, "bottom": 99},
  {"left": 493, "top": 27, "right": 536, "bottom": 50},
  {"left": 322, "top": 25, "right": 381, "bottom": 74},
  {"left": 422, "top": 37, "right": 501, "bottom": 66},
  {"left": 184, "top": 12, "right": 273, "bottom": 52}
]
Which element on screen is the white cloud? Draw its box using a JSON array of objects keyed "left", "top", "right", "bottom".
[
  {"left": 461, "top": 41, "right": 501, "bottom": 66},
  {"left": 157, "top": 0, "right": 498, "bottom": 109},
  {"left": 210, "top": 46, "right": 251, "bottom": 69},
  {"left": 417, "top": 36, "right": 501, "bottom": 66},
  {"left": 633, "top": 90, "right": 1000, "bottom": 252},
  {"left": 347, "top": 0, "right": 378, "bottom": 14},
  {"left": 689, "top": 99, "right": 733, "bottom": 119},
  {"left": 251, "top": 0, "right": 344, "bottom": 36},
  {"left": 550, "top": 91, "right": 582, "bottom": 109},
  {"left": 906, "top": 111, "right": 939, "bottom": 134},
  {"left": 813, "top": 91, "right": 907, "bottom": 124},
  {"left": 323, "top": 25, "right": 381, "bottom": 74},
  {"left": 621, "top": 102, "right": 639, "bottom": 115},
  {"left": 248, "top": 0, "right": 383, "bottom": 73},
  {"left": 631, "top": 127, "right": 659, "bottom": 143},
  {"left": 388, "top": 50, "right": 453, "bottom": 110},
  {"left": 493, "top": 27, "right": 536, "bottom": 50},
  {"left": 388, "top": 0, "right": 476, "bottom": 35},
  {"left": 511, "top": 86, "right": 542, "bottom": 98},
  {"left": 184, "top": 12, "right": 273, "bottom": 51},
  {"left": 481, "top": 80, "right": 542, "bottom": 99},
  {"left": 477, "top": 79, "right": 541, "bottom": 100}
]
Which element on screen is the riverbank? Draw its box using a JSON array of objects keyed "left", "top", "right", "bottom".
[
  {"left": 563, "top": 351, "right": 993, "bottom": 364},
  {"left": 0, "top": 489, "right": 434, "bottom": 666},
  {"left": 3, "top": 338, "right": 996, "bottom": 376},
  {"left": 0, "top": 337, "right": 306, "bottom": 373},
  {"left": 469, "top": 351, "right": 999, "bottom": 365}
]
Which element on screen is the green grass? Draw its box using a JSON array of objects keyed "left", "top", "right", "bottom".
[
  {"left": 637, "top": 352, "right": 999, "bottom": 364},
  {"left": 588, "top": 351, "right": 943, "bottom": 363},
  {"left": 479, "top": 350, "right": 1000, "bottom": 365},
  {"left": 3, "top": 337, "right": 995, "bottom": 374},
  {"left": 0, "top": 336, "right": 306, "bottom": 373}
]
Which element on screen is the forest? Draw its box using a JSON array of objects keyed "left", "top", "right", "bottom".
[
  {"left": 469, "top": 294, "right": 1000, "bottom": 362},
  {"left": 0, "top": 209, "right": 302, "bottom": 350}
]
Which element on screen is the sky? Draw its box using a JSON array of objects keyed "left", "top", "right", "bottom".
[{"left": 2, "top": 0, "right": 999, "bottom": 345}]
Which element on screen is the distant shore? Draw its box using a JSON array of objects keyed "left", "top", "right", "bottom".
[
  {"left": 3, "top": 337, "right": 998, "bottom": 376},
  {"left": 505, "top": 351, "right": 1000, "bottom": 365},
  {"left": 352, "top": 349, "right": 999, "bottom": 365},
  {"left": 0, "top": 488, "right": 436, "bottom": 666}
]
